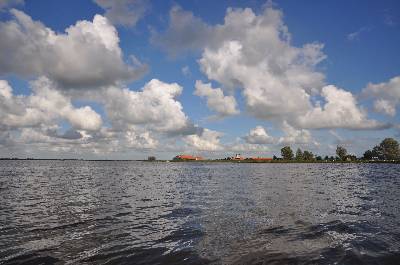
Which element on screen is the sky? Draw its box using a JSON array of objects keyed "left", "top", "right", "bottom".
[{"left": 0, "top": 0, "right": 399, "bottom": 159}]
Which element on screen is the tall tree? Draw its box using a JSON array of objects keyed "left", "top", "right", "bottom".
[
  {"left": 363, "top": 150, "right": 373, "bottom": 160},
  {"left": 295, "top": 148, "right": 303, "bottom": 160},
  {"left": 372, "top": 145, "right": 384, "bottom": 160},
  {"left": 303, "top": 150, "right": 314, "bottom": 161},
  {"left": 281, "top": 146, "right": 294, "bottom": 160},
  {"left": 379, "top": 138, "right": 400, "bottom": 160},
  {"left": 336, "top": 146, "right": 347, "bottom": 161}
]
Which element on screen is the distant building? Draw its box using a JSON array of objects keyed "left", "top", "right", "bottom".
[
  {"left": 231, "top": 154, "right": 245, "bottom": 160},
  {"left": 173, "top": 155, "right": 203, "bottom": 161},
  {"left": 148, "top": 156, "right": 156, "bottom": 161}
]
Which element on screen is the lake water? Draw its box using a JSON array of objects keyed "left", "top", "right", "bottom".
[{"left": 1, "top": 161, "right": 400, "bottom": 264}]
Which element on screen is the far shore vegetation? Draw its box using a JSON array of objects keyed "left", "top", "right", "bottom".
[
  {"left": 1, "top": 138, "right": 399, "bottom": 164},
  {"left": 170, "top": 137, "right": 400, "bottom": 163},
  {"left": 274, "top": 137, "right": 400, "bottom": 163}
]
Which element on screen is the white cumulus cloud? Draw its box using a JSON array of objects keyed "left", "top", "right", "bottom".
[
  {"left": 0, "top": 0, "right": 23, "bottom": 10},
  {"left": 278, "top": 121, "right": 314, "bottom": 145},
  {"left": 363, "top": 76, "right": 400, "bottom": 116},
  {"left": 297, "top": 85, "right": 386, "bottom": 130},
  {"left": 184, "top": 128, "right": 223, "bottom": 151},
  {"left": 0, "top": 77, "right": 102, "bottom": 131},
  {"left": 151, "top": 5, "right": 213, "bottom": 57},
  {"left": 125, "top": 130, "right": 158, "bottom": 149},
  {"left": 243, "top": 126, "right": 274, "bottom": 144},
  {"left": 94, "top": 0, "right": 149, "bottom": 27},
  {"left": 194, "top": 80, "right": 239, "bottom": 117},
  {"left": 0, "top": 9, "right": 146, "bottom": 88},
  {"left": 95, "top": 79, "right": 192, "bottom": 134},
  {"left": 154, "top": 4, "right": 384, "bottom": 131},
  {"left": 0, "top": 76, "right": 206, "bottom": 156}
]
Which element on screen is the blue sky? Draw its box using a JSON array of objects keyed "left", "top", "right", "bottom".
[{"left": 0, "top": 0, "right": 399, "bottom": 159}]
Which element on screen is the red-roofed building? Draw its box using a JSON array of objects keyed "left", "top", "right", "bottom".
[
  {"left": 173, "top": 155, "right": 203, "bottom": 161},
  {"left": 249, "top": 157, "right": 273, "bottom": 162},
  {"left": 231, "top": 154, "right": 245, "bottom": 160}
]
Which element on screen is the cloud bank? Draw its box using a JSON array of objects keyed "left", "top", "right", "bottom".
[
  {"left": 154, "top": 4, "right": 385, "bottom": 131},
  {"left": 0, "top": 2, "right": 396, "bottom": 158},
  {"left": 94, "top": 0, "right": 149, "bottom": 27},
  {"left": 0, "top": 9, "right": 147, "bottom": 88}
]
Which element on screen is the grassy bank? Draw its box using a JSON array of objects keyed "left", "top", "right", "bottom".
[{"left": 163, "top": 159, "right": 400, "bottom": 164}]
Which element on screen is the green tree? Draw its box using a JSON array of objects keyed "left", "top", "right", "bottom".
[
  {"left": 336, "top": 146, "right": 347, "bottom": 161},
  {"left": 379, "top": 138, "right": 400, "bottom": 160},
  {"left": 303, "top": 150, "right": 314, "bottom": 161},
  {"left": 346, "top": 155, "right": 357, "bottom": 161},
  {"left": 363, "top": 150, "right": 373, "bottom": 160},
  {"left": 316, "top": 156, "right": 322, "bottom": 161},
  {"left": 295, "top": 148, "right": 303, "bottom": 160},
  {"left": 372, "top": 145, "right": 384, "bottom": 160},
  {"left": 281, "top": 146, "right": 294, "bottom": 160}
]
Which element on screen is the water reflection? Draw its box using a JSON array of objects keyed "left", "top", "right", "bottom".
[{"left": 1, "top": 161, "right": 400, "bottom": 264}]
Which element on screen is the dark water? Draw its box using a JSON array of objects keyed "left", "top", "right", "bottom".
[{"left": 1, "top": 161, "right": 400, "bottom": 265}]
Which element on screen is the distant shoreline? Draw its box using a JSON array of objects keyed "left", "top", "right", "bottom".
[
  {"left": 0, "top": 158, "right": 399, "bottom": 164},
  {"left": 168, "top": 160, "right": 400, "bottom": 164}
]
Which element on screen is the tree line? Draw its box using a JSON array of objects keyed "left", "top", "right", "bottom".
[{"left": 277, "top": 138, "right": 400, "bottom": 162}]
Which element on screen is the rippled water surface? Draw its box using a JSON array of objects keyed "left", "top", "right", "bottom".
[{"left": 1, "top": 161, "right": 400, "bottom": 264}]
